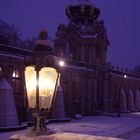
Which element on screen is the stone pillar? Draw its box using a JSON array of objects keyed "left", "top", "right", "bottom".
[
  {"left": 101, "top": 47, "right": 107, "bottom": 64},
  {"left": 89, "top": 46, "right": 96, "bottom": 64},
  {"left": 80, "top": 73, "right": 86, "bottom": 116},
  {"left": 81, "top": 44, "right": 85, "bottom": 62},
  {"left": 93, "top": 78, "right": 97, "bottom": 111},
  {"left": 103, "top": 74, "right": 109, "bottom": 111},
  {"left": 0, "top": 77, "right": 19, "bottom": 127}
]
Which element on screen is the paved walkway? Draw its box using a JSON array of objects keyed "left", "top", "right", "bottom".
[{"left": 1, "top": 113, "right": 140, "bottom": 140}]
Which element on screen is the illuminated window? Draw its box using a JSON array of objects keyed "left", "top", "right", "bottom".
[
  {"left": 12, "top": 69, "right": 21, "bottom": 94},
  {"left": 12, "top": 70, "right": 20, "bottom": 78},
  {"left": 0, "top": 67, "right": 3, "bottom": 76}
]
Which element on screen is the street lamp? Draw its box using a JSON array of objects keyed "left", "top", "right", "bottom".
[
  {"left": 25, "top": 66, "right": 58, "bottom": 110},
  {"left": 59, "top": 60, "right": 65, "bottom": 67},
  {"left": 25, "top": 65, "right": 60, "bottom": 136},
  {"left": 24, "top": 30, "right": 60, "bottom": 137},
  {"left": 124, "top": 74, "right": 127, "bottom": 79}
]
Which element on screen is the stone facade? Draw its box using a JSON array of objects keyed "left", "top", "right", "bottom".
[{"left": 54, "top": 0, "right": 140, "bottom": 117}]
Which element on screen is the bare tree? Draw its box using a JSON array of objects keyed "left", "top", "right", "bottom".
[{"left": 0, "top": 20, "right": 21, "bottom": 46}]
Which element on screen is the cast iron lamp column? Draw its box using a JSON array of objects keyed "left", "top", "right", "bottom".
[
  {"left": 24, "top": 30, "right": 60, "bottom": 137},
  {"left": 25, "top": 62, "right": 60, "bottom": 137}
]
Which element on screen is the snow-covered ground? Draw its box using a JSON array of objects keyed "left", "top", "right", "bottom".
[
  {"left": 1, "top": 113, "right": 140, "bottom": 140},
  {"left": 9, "top": 132, "right": 122, "bottom": 140}
]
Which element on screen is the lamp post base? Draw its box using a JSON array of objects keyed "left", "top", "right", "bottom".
[
  {"left": 26, "top": 111, "right": 53, "bottom": 137},
  {"left": 26, "top": 126, "right": 53, "bottom": 137}
]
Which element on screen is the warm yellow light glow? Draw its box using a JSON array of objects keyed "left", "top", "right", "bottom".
[
  {"left": 12, "top": 70, "right": 19, "bottom": 78},
  {"left": 25, "top": 66, "right": 58, "bottom": 109},
  {"left": 25, "top": 66, "right": 36, "bottom": 108},
  {"left": 39, "top": 67, "right": 58, "bottom": 108}
]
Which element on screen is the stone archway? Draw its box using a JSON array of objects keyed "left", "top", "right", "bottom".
[
  {"left": 135, "top": 89, "right": 140, "bottom": 111},
  {"left": 127, "top": 89, "right": 134, "bottom": 112}
]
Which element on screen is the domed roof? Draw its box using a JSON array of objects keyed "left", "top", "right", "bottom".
[{"left": 66, "top": 0, "right": 100, "bottom": 25}]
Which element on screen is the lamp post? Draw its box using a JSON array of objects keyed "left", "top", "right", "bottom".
[
  {"left": 25, "top": 64, "right": 60, "bottom": 136},
  {"left": 24, "top": 30, "right": 61, "bottom": 137}
]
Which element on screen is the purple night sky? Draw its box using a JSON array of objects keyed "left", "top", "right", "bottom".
[{"left": 0, "top": 0, "right": 140, "bottom": 70}]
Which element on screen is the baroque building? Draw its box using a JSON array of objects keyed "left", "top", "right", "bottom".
[
  {"left": 0, "top": 0, "right": 140, "bottom": 125},
  {"left": 54, "top": 0, "right": 140, "bottom": 116}
]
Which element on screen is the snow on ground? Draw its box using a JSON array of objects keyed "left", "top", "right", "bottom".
[
  {"left": 1, "top": 113, "right": 140, "bottom": 140},
  {"left": 10, "top": 132, "right": 122, "bottom": 140}
]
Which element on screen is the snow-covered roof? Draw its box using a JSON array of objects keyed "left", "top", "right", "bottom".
[
  {"left": 35, "top": 39, "right": 54, "bottom": 48},
  {"left": 110, "top": 72, "right": 140, "bottom": 80},
  {"left": 0, "top": 52, "right": 24, "bottom": 60}
]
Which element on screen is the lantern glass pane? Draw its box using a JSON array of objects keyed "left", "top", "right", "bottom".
[
  {"left": 39, "top": 67, "right": 58, "bottom": 109},
  {"left": 25, "top": 66, "right": 36, "bottom": 108}
]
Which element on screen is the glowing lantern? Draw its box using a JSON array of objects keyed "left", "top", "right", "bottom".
[{"left": 25, "top": 66, "right": 58, "bottom": 109}]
